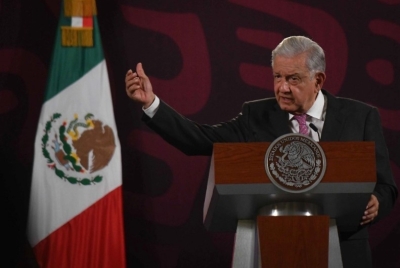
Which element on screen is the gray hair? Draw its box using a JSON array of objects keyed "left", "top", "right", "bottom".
[{"left": 271, "top": 36, "right": 326, "bottom": 76}]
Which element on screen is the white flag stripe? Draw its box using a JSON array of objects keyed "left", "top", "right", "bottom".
[
  {"left": 28, "top": 60, "right": 121, "bottom": 246},
  {"left": 71, "top": 16, "right": 83, "bottom": 27}
]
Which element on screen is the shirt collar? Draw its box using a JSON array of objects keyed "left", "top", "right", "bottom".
[{"left": 288, "top": 91, "right": 325, "bottom": 120}]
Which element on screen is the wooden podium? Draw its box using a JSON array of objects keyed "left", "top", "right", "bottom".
[{"left": 203, "top": 141, "right": 376, "bottom": 268}]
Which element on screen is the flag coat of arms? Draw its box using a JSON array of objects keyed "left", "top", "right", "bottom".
[{"left": 28, "top": 1, "right": 126, "bottom": 267}]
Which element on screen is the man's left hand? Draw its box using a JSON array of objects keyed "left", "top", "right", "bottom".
[{"left": 361, "top": 194, "right": 379, "bottom": 225}]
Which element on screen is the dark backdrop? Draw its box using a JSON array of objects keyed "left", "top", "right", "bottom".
[{"left": 1, "top": 0, "right": 399, "bottom": 267}]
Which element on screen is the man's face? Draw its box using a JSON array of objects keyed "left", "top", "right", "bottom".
[{"left": 272, "top": 53, "right": 323, "bottom": 115}]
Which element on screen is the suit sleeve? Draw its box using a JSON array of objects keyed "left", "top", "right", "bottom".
[
  {"left": 142, "top": 100, "right": 252, "bottom": 156},
  {"left": 366, "top": 108, "right": 398, "bottom": 222}
]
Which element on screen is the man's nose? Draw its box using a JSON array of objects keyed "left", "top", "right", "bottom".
[{"left": 280, "top": 81, "right": 290, "bottom": 91}]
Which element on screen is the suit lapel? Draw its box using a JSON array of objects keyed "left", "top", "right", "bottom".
[
  {"left": 269, "top": 103, "right": 291, "bottom": 138},
  {"left": 320, "top": 90, "right": 345, "bottom": 141}
]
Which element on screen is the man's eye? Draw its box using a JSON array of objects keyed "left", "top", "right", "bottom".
[
  {"left": 274, "top": 75, "right": 281, "bottom": 80},
  {"left": 288, "top": 76, "right": 300, "bottom": 84}
]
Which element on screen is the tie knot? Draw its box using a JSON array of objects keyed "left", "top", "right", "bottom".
[
  {"left": 294, "top": 114, "right": 309, "bottom": 135},
  {"left": 294, "top": 114, "right": 307, "bottom": 124}
]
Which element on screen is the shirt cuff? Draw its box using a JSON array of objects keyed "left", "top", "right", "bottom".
[{"left": 143, "top": 95, "right": 160, "bottom": 118}]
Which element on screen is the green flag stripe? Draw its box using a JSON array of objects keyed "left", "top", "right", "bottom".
[{"left": 44, "top": 4, "right": 103, "bottom": 102}]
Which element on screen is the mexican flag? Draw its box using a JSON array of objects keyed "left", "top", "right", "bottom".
[{"left": 27, "top": 1, "right": 126, "bottom": 267}]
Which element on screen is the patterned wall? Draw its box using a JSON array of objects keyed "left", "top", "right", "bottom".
[{"left": 1, "top": 0, "right": 399, "bottom": 267}]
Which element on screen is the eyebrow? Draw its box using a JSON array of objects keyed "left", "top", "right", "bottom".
[{"left": 273, "top": 72, "right": 301, "bottom": 76}]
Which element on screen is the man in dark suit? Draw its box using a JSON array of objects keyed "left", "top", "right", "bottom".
[{"left": 125, "top": 36, "right": 397, "bottom": 267}]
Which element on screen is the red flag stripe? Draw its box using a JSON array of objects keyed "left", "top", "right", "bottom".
[
  {"left": 33, "top": 187, "right": 126, "bottom": 268},
  {"left": 83, "top": 17, "right": 93, "bottom": 28}
]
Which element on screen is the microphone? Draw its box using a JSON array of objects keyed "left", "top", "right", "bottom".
[{"left": 309, "top": 123, "right": 321, "bottom": 141}]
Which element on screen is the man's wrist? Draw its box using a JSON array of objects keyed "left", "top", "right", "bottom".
[{"left": 143, "top": 95, "right": 160, "bottom": 118}]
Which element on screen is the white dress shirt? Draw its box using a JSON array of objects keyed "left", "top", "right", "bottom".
[
  {"left": 143, "top": 95, "right": 160, "bottom": 118},
  {"left": 289, "top": 91, "right": 327, "bottom": 141}
]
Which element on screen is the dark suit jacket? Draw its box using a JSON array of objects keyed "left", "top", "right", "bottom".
[{"left": 143, "top": 89, "right": 397, "bottom": 238}]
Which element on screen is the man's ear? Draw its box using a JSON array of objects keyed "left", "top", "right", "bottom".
[{"left": 315, "top": 72, "right": 326, "bottom": 89}]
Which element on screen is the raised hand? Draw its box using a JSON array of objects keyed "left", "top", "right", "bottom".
[{"left": 125, "top": 62, "right": 155, "bottom": 108}]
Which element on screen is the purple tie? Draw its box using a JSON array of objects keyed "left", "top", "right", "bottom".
[{"left": 294, "top": 114, "right": 309, "bottom": 135}]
